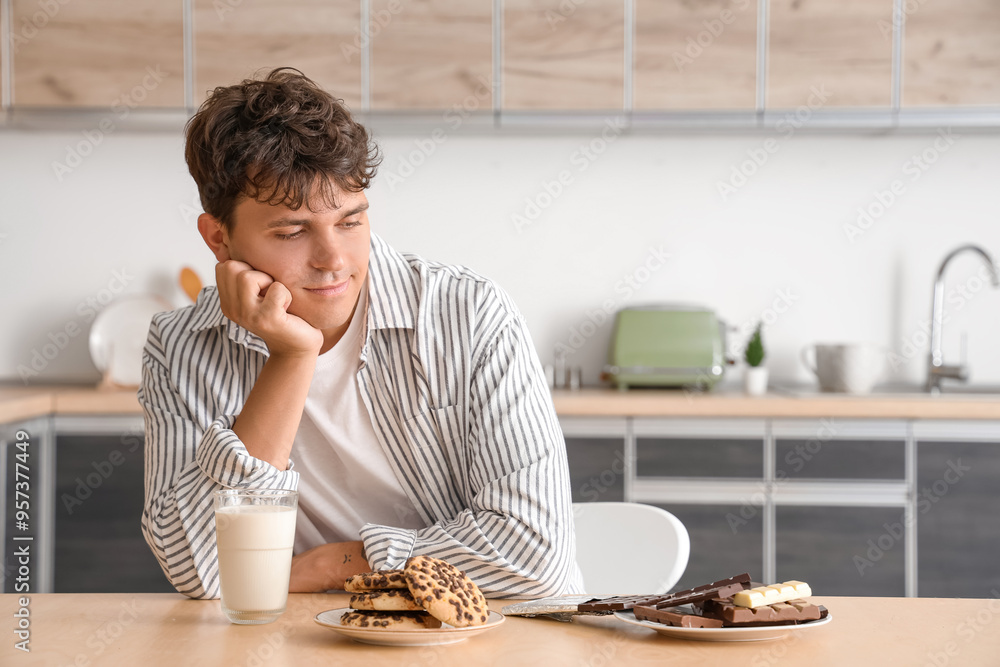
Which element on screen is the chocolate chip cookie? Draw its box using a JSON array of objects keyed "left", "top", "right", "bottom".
[
  {"left": 349, "top": 588, "right": 423, "bottom": 612},
  {"left": 344, "top": 569, "right": 408, "bottom": 592},
  {"left": 403, "top": 555, "right": 489, "bottom": 628},
  {"left": 340, "top": 610, "right": 442, "bottom": 629}
]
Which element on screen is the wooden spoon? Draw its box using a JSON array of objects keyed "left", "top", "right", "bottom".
[{"left": 179, "top": 267, "right": 203, "bottom": 303}]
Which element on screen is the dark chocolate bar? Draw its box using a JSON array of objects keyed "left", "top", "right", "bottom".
[
  {"left": 578, "top": 573, "right": 752, "bottom": 612},
  {"left": 701, "top": 597, "right": 822, "bottom": 626}
]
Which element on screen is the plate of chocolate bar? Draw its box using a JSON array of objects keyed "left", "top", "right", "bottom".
[{"left": 580, "top": 574, "right": 832, "bottom": 642}]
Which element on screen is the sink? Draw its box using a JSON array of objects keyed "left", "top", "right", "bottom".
[{"left": 773, "top": 383, "right": 1000, "bottom": 397}]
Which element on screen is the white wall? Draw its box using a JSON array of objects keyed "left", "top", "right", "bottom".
[{"left": 2, "top": 125, "right": 999, "bottom": 389}]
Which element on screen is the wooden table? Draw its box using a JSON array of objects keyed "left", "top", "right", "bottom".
[{"left": 3, "top": 593, "right": 1000, "bottom": 666}]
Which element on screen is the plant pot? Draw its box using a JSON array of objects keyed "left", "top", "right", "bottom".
[{"left": 744, "top": 366, "right": 769, "bottom": 396}]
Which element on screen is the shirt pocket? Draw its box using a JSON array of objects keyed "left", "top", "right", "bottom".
[{"left": 402, "top": 404, "right": 468, "bottom": 518}]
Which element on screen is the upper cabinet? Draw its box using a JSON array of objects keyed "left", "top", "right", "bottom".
[
  {"left": 767, "top": 0, "right": 894, "bottom": 108},
  {"left": 903, "top": 0, "right": 1000, "bottom": 106},
  {"left": 634, "top": 0, "right": 758, "bottom": 111},
  {"left": 193, "top": 0, "right": 361, "bottom": 110},
  {"left": 503, "top": 0, "right": 624, "bottom": 111},
  {"left": 12, "top": 0, "right": 184, "bottom": 107},
  {"left": 3, "top": 0, "right": 998, "bottom": 122},
  {"left": 371, "top": 0, "right": 492, "bottom": 111}
]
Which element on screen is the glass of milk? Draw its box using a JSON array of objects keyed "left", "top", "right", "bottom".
[{"left": 213, "top": 488, "right": 298, "bottom": 625}]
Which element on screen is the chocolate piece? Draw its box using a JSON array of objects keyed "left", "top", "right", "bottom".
[
  {"left": 701, "top": 597, "right": 822, "bottom": 626},
  {"left": 733, "top": 581, "right": 812, "bottom": 608},
  {"left": 578, "top": 573, "right": 752, "bottom": 612},
  {"left": 633, "top": 606, "right": 724, "bottom": 628}
]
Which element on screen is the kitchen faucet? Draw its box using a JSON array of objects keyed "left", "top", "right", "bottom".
[{"left": 926, "top": 244, "right": 1000, "bottom": 392}]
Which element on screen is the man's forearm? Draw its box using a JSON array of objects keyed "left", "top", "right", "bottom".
[
  {"left": 290, "top": 541, "right": 370, "bottom": 592},
  {"left": 232, "top": 352, "right": 317, "bottom": 470}
]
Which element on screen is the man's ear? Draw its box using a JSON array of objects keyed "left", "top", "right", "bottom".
[{"left": 197, "top": 213, "right": 232, "bottom": 262}]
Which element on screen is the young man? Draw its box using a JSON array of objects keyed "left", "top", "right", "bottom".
[{"left": 139, "top": 68, "right": 583, "bottom": 599}]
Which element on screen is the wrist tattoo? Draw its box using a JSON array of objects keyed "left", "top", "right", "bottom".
[{"left": 343, "top": 554, "right": 352, "bottom": 564}]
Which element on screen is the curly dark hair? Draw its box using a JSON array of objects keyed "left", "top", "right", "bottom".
[{"left": 185, "top": 67, "right": 380, "bottom": 230}]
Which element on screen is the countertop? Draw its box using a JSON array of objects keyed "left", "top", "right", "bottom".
[
  {"left": 2, "top": 593, "right": 998, "bottom": 666},
  {"left": 552, "top": 387, "right": 1000, "bottom": 420},
  {"left": 3, "top": 384, "right": 1000, "bottom": 424}
]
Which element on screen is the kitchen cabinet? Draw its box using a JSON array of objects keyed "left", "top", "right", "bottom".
[
  {"left": 563, "top": 416, "right": 915, "bottom": 596},
  {"left": 767, "top": 0, "right": 894, "bottom": 109},
  {"left": 193, "top": 0, "right": 362, "bottom": 109},
  {"left": 633, "top": 0, "right": 758, "bottom": 111},
  {"left": 1, "top": 416, "right": 54, "bottom": 594},
  {"left": 631, "top": 418, "right": 768, "bottom": 591},
  {"left": 913, "top": 421, "right": 1000, "bottom": 599},
  {"left": 12, "top": 0, "right": 184, "bottom": 108},
  {"left": 561, "top": 418, "right": 628, "bottom": 503},
  {"left": 51, "top": 416, "right": 172, "bottom": 593},
  {"left": 502, "top": 0, "right": 624, "bottom": 111},
  {"left": 370, "top": 0, "right": 492, "bottom": 111},
  {"left": 903, "top": 0, "right": 1000, "bottom": 106}
]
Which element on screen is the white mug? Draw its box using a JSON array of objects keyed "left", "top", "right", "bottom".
[{"left": 801, "top": 343, "right": 885, "bottom": 394}]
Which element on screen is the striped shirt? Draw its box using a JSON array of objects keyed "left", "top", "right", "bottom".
[{"left": 139, "top": 231, "right": 584, "bottom": 599}]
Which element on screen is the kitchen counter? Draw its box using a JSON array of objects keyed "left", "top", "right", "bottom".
[
  {"left": 2, "top": 593, "right": 998, "bottom": 666},
  {"left": 0, "top": 385, "right": 141, "bottom": 423},
  {"left": 3, "top": 385, "right": 1000, "bottom": 423},
  {"left": 552, "top": 387, "right": 1000, "bottom": 419}
]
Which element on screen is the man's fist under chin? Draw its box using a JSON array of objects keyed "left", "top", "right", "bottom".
[{"left": 215, "top": 260, "right": 324, "bottom": 358}]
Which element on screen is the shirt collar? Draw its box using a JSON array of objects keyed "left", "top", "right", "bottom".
[{"left": 188, "top": 231, "right": 416, "bottom": 349}]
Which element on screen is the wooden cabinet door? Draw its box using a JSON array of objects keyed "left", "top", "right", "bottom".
[
  {"left": 193, "top": 0, "right": 362, "bottom": 109},
  {"left": 371, "top": 0, "right": 492, "bottom": 111},
  {"left": 634, "top": 0, "right": 758, "bottom": 111},
  {"left": 12, "top": 0, "right": 184, "bottom": 108},
  {"left": 767, "top": 0, "right": 893, "bottom": 109},
  {"left": 503, "top": 0, "right": 624, "bottom": 111},
  {"left": 903, "top": 0, "right": 1000, "bottom": 106}
]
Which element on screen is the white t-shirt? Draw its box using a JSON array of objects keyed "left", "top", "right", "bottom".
[{"left": 292, "top": 279, "right": 424, "bottom": 554}]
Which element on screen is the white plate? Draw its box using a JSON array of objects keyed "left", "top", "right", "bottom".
[
  {"left": 314, "top": 608, "right": 505, "bottom": 646},
  {"left": 614, "top": 609, "right": 833, "bottom": 642},
  {"left": 88, "top": 294, "right": 172, "bottom": 386}
]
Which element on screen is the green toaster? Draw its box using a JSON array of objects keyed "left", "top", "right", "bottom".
[{"left": 603, "top": 305, "right": 728, "bottom": 390}]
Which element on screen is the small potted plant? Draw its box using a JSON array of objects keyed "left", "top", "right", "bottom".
[{"left": 743, "top": 323, "right": 768, "bottom": 396}]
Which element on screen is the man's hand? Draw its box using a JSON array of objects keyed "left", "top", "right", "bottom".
[
  {"left": 289, "top": 541, "right": 370, "bottom": 593},
  {"left": 215, "top": 260, "right": 323, "bottom": 358}
]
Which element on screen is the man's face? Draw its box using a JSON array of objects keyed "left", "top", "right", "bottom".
[{"left": 219, "top": 181, "right": 371, "bottom": 339}]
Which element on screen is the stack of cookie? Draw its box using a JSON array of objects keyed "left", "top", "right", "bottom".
[{"left": 341, "top": 555, "right": 490, "bottom": 630}]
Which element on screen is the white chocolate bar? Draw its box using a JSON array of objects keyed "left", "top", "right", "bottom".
[{"left": 732, "top": 581, "right": 812, "bottom": 608}]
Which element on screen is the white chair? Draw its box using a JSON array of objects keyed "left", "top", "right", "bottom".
[{"left": 572, "top": 502, "right": 690, "bottom": 595}]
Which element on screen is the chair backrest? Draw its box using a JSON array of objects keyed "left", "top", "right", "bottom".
[{"left": 572, "top": 502, "right": 690, "bottom": 595}]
